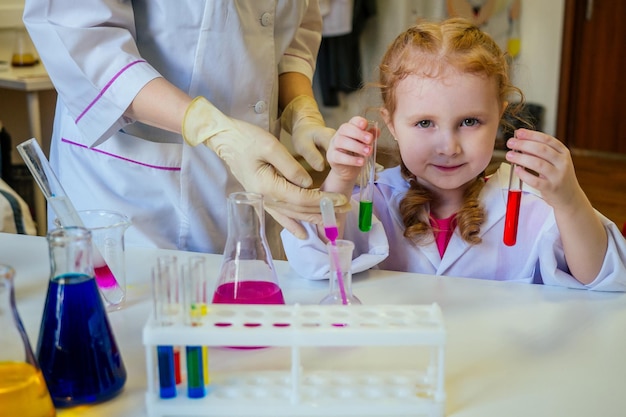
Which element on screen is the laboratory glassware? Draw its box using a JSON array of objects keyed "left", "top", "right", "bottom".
[
  {"left": 0, "top": 264, "right": 56, "bottom": 417},
  {"left": 320, "top": 197, "right": 348, "bottom": 304},
  {"left": 320, "top": 239, "right": 361, "bottom": 306},
  {"left": 37, "top": 227, "right": 126, "bottom": 407},
  {"left": 503, "top": 163, "right": 522, "bottom": 246},
  {"left": 359, "top": 121, "right": 378, "bottom": 232},
  {"left": 212, "top": 192, "right": 285, "bottom": 305},
  {"left": 17, "top": 138, "right": 125, "bottom": 307},
  {"left": 55, "top": 209, "right": 131, "bottom": 310}
]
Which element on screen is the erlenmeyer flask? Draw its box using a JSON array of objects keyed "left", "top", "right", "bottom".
[
  {"left": 37, "top": 227, "right": 126, "bottom": 407},
  {"left": 0, "top": 264, "right": 56, "bottom": 417},
  {"left": 212, "top": 192, "right": 285, "bottom": 305}
]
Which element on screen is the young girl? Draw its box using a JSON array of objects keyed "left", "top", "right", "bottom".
[{"left": 281, "top": 18, "right": 626, "bottom": 291}]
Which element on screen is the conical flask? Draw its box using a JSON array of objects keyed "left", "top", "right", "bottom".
[
  {"left": 0, "top": 264, "right": 56, "bottom": 417},
  {"left": 212, "top": 192, "right": 285, "bottom": 305},
  {"left": 37, "top": 227, "right": 126, "bottom": 407}
]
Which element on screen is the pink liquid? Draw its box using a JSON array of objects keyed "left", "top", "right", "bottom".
[
  {"left": 324, "top": 226, "right": 338, "bottom": 242},
  {"left": 212, "top": 281, "right": 285, "bottom": 305},
  {"left": 94, "top": 264, "right": 118, "bottom": 289}
]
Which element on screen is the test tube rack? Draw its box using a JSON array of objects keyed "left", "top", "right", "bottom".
[{"left": 143, "top": 303, "right": 446, "bottom": 417}]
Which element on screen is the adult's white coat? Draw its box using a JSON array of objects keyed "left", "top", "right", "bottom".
[{"left": 23, "top": 0, "right": 322, "bottom": 254}]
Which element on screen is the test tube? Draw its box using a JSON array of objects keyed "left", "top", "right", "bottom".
[
  {"left": 320, "top": 197, "right": 338, "bottom": 243},
  {"left": 17, "top": 138, "right": 125, "bottom": 306},
  {"left": 152, "top": 255, "right": 181, "bottom": 398},
  {"left": 182, "top": 256, "right": 210, "bottom": 398},
  {"left": 503, "top": 164, "right": 522, "bottom": 246},
  {"left": 320, "top": 198, "right": 347, "bottom": 304},
  {"left": 359, "top": 121, "right": 378, "bottom": 232}
]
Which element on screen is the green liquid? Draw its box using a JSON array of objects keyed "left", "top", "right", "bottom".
[
  {"left": 359, "top": 200, "right": 373, "bottom": 232},
  {"left": 186, "top": 346, "right": 205, "bottom": 398}
]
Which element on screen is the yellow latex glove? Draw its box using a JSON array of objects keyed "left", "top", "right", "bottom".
[
  {"left": 182, "top": 97, "right": 348, "bottom": 238},
  {"left": 280, "top": 95, "right": 335, "bottom": 171}
]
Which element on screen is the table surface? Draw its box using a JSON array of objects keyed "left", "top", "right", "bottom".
[
  {"left": 2, "top": 232, "right": 625, "bottom": 417},
  {"left": 0, "top": 62, "right": 53, "bottom": 91}
]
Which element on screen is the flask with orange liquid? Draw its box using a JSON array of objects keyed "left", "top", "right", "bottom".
[{"left": 0, "top": 264, "right": 55, "bottom": 417}]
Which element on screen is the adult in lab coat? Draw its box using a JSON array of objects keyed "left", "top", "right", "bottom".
[{"left": 23, "top": 0, "right": 345, "bottom": 255}]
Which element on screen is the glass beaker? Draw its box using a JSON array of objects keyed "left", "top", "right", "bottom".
[
  {"left": 37, "top": 227, "right": 126, "bottom": 407},
  {"left": 11, "top": 29, "right": 38, "bottom": 67},
  {"left": 64, "top": 210, "right": 131, "bottom": 310},
  {"left": 212, "top": 192, "right": 285, "bottom": 305},
  {"left": 0, "top": 264, "right": 56, "bottom": 417},
  {"left": 320, "top": 239, "right": 362, "bottom": 305}
]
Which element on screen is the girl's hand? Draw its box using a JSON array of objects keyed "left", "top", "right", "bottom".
[
  {"left": 506, "top": 128, "right": 607, "bottom": 284},
  {"left": 505, "top": 129, "right": 585, "bottom": 210},
  {"left": 324, "top": 116, "right": 376, "bottom": 190}
]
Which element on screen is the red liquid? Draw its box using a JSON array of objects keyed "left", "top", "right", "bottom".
[
  {"left": 212, "top": 281, "right": 285, "bottom": 305},
  {"left": 503, "top": 190, "right": 522, "bottom": 246},
  {"left": 94, "top": 264, "right": 118, "bottom": 288}
]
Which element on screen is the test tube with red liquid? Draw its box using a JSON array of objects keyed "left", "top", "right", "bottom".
[{"left": 503, "top": 164, "right": 522, "bottom": 246}]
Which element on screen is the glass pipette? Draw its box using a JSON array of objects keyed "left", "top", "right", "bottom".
[
  {"left": 320, "top": 197, "right": 347, "bottom": 305},
  {"left": 503, "top": 163, "right": 522, "bottom": 246},
  {"left": 16, "top": 138, "right": 125, "bottom": 305},
  {"left": 359, "top": 121, "right": 378, "bottom": 232}
]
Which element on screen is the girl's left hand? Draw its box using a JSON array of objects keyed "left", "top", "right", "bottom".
[{"left": 505, "top": 129, "right": 586, "bottom": 210}]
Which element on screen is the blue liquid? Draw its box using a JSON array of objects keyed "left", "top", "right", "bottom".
[
  {"left": 37, "top": 274, "right": 126, "bottom": 407},
  {"left": 157, "top": 346, "right": 177, "bottom": 399}
]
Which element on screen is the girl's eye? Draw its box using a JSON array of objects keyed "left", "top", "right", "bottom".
[
  {"left": 462, "top": 118, "right": 479, "bottom": 127},
  {"left": 416, "top": 120, "right": 432, "bottom": 128}
]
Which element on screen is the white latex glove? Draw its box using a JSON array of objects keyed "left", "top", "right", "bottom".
[
  {"left": 280, "top": 95, "right": 335, "bottom": 172},
  {"left": 182, "top": 97, "right": 348, "bottom": 238}
]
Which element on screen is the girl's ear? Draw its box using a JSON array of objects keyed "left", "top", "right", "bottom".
[{"left": 380, "top": 108, "right": 397, "bottom": 141}]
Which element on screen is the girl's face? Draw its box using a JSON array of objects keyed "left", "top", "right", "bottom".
[{"left": 383, "top": 69, "right": 504, "bottom": 205}]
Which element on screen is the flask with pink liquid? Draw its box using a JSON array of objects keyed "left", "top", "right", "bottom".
[{"left": 212, "top": 192, "right": 285, "bottom": 306}]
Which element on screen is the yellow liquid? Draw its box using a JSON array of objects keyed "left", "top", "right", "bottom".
[
  {"left": 0, "top": 362, "right": 56, "bottom": 417},
  {"left": 507, "top": 38, "right": 521, "bottom": 58}
]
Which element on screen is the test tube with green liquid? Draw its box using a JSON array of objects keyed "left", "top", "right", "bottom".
[{"left": 359, "top": 121, "right": 378, "bottom": 232}]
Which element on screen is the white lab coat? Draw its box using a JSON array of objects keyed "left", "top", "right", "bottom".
[
  {"left": 23, "top": 0, "right": 322, "bottom": 255},
  {"left": 281, "top": 163, "right": 626, "bottom": 291}
]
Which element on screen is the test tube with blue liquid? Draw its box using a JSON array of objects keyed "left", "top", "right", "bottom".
[
  {"left": 152, "top": 255, "right": 181, "bottom": 399},
  {"left": 359, "top": 121, "right": 378, "bottom": 232}
]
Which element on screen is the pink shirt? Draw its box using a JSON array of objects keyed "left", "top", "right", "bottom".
[{"left": 430, "top": 215, "right": 457, "bottom": 258}]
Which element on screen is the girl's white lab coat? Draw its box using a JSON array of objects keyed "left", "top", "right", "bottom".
[
  {"left": 23, "top": 0, "right": 322, "bottom": 254},
  {"left": 281, "top": 164, "right": 626, "bottom": 291}
]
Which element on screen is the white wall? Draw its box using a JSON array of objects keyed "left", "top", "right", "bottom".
[{"left": 318, "top": 0, "right": 565, "bottom": 137}]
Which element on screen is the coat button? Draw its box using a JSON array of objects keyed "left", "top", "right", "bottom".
[
  {"left": 261, "top": 12, "right": 274, "bottom": 27},
  {"left": 254, "top": 101, "right": 267, "bottom": 114}
]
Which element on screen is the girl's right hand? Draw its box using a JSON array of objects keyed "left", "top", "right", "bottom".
[{"left": 325, "top": 116, "right": 376, "bottom": 185}]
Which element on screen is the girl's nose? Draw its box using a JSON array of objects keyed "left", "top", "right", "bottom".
[{"left": 436, "top": 131, "right": 461, "bottom": 156}]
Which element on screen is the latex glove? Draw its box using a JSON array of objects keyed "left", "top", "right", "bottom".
[
  {"left": 280, "top": 95, "right": 335, "bottom": 172},
  {"left": 182, "top": 97, "right": 348, "bottom": 238}
]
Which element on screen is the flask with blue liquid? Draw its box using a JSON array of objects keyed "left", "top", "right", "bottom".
[{"left": 37, "top": 226, "right": 126, "bottom": 407}]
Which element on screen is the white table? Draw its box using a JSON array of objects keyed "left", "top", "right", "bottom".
[
  {"left": 0, "top": 64, "right": 54, "bottom": 236},
  {"left": 2, "top": 232, "right": 626, "bottom": 417}
]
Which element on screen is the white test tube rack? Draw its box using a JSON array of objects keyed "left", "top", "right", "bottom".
[{"left": 143, "top": 303, "right": 446, "bottom": 417}]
